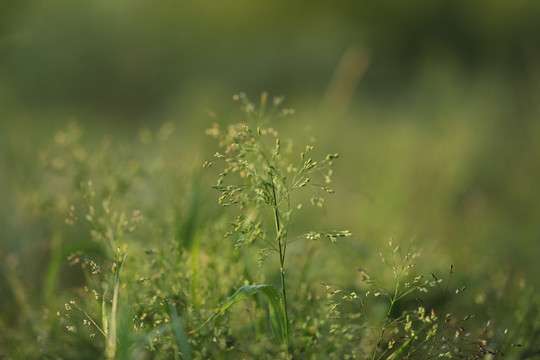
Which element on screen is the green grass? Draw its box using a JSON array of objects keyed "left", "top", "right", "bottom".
[
  {"left": 0, "top": 94, "right": 539, "bottom": 359},
  {"left": 2, "top": 2, "right": 540, "bottom": 358}
]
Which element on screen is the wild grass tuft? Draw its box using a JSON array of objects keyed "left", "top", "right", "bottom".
[
  {"left": 3, "top": 93, "right": 532, "bottom": 359},
  {"left": 199, "top": 92, "right": 351, "bottom": 355}
]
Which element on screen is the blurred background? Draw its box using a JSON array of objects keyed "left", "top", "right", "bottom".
[{"left": 1, "top": 0, "right": 540, "bottom": 355}]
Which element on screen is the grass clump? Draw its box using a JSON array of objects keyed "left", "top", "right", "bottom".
[
  {"left": 197, "top": 92, "right": 351, "bottom": 355},
  {"left": 323, "top": 240, "right": 520, "bottom": 359},
  {"left": 4, "top": 93, "right": 532, "bottom": 359}
]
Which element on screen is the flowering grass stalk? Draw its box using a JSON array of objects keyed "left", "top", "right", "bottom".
[{"left": 201, "top": 92, "right": 351, "bottom": 355}]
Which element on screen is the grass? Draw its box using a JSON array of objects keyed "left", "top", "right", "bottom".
[
  {"left": 198, "top": 92, "right": 351, "bottom": 354},
  {"left": 0, "top": 94, "right": 538, "bottom": 359}
]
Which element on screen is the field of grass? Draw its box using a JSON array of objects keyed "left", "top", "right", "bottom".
[{"left": 2, "top": 1, "right": 540, "bottom": 359}]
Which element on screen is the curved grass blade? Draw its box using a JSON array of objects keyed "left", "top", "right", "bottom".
[
  {"left": 386, "top": 334, "right": 416, "bottom": 360},
  {"left": 259, "top": 284, "right": 290, "bottom": 346},
  {"left": 189, "top": 284, "right": 289, "bottom": 345}
]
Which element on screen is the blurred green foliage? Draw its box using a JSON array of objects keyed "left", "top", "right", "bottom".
[{"left": 1, "top": 1, "right": 540, "bottom": 358}]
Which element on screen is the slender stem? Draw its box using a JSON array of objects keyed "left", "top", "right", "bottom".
[
  {"left": 271, "top": 179, "right": 291, "bottom": 353},
  {"left": 373, "top": 275, "right": 400, "bottom": 360},
  {"left": 106, "top": 254, "right": 126, "bottom": 360},
  {"left": 252, "top": 110, "right": 292, "bottom": 353},
  {"left": 372, "top": 298, "right": 394, "bottom": 360}
]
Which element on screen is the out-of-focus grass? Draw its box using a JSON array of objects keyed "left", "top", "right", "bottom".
[{"left": 1, "top": 1, "right": 540, "bottom": 357}]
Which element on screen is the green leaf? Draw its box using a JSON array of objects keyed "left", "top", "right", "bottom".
[
  {"left": 259, "top": 285, "right": 290, "bottom": 346},
  {"left": 189, "top": 284, "right": 290, "bottom": 345},
  {"left": 386, "top": 334, "right": 416, "bottom": 360}
]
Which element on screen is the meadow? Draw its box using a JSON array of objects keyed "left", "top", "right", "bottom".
[{"left": 1, "top": 1, "right": 540, "bottom": 359}]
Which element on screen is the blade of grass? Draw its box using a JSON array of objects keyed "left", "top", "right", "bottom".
[
  {"left": 168, "top": 301, "right": 192, "bottom": 360},
  {"left": 189, "top": 284, "right": 289, "bottom": 346}
]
